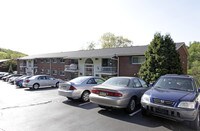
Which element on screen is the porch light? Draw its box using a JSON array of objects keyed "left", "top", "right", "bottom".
[{"left": 111, "top": 54, "right": 118, "bottom": 60}]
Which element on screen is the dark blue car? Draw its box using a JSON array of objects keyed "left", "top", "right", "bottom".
[{"left": 141, "top": 74, "right": 200, "bottom": 129}]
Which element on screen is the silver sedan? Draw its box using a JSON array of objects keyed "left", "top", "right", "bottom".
[
  {"left": 23, "top": 75, "right": 63, "bottom": 90},
  {"left": 58, "top": 76, "right": 105, "bottom": 102},
  {"left": 89, "top": 77, "right": 149, "bottom": 113}
]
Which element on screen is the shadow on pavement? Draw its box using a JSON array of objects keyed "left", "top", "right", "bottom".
[
  {"left": 62, "top": 100, "right": 98, "bottom": 110},
  {"left": 98, "top": 109, "right": 194, "bottom": 131},
  {"left": 24, "top": 87, "right": 58, "bottom": 91}
]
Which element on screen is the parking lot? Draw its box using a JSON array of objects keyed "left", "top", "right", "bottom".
[{"left": 0, "top": 81, "right": 194, "bottom": 131}]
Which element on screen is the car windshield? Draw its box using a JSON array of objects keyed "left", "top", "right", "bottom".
[
  {"left": 102, "top": 77, "right": 130, "bottom": 87},
  {"left": 154, "top": 77, "right": 194, "bottom": 91},
  {"left": 69, "top": 77, "right": 88, "bottom": 84}
]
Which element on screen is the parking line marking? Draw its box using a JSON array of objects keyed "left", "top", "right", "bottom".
[
  {"left": 129, "top": 109, "right": 141, "bottom": 116},
  {"left": 79, "top": 102, "right": 91, "bottom": 106}
]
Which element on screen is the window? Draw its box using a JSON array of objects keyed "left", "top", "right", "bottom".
[
  {"left": 41, "top": 59, "right": 44, "bottom": 63},
  {"left": 133, "top": 79, "right": 142, "bottom": 88},
  {"left": 94, "top": 78, "right": 105, "bottom": 84},
  {"left": 41, "top": 69, "right": 44, "bottom": 73},
  {"left": 87, "top": 78, "right": 97, "bottom": 84},
  {"left": 59, "top": 71, "right": 65, "bottom": 76},
  {"left": 139, "top": 79, "right": 148, "bottom": 88},
  {"left": 102, "top": 59, "right": 116, "bottom": 67},
  {"left": 52, "top": 59, "right": 57, "bottom": 63},
  {"left": 46, "top": 59, "right": 50, "bottom": 63},
  {"left": 52, "top": 70, "right": 57, "bottom": 75},
  {"left": 132, "top": 56, "right": 145, "bottom": 64},
  {"left": 46, "top": 69, "right": 50, "bottom": 75},
  {"left": 28, "top": 60, "right": 32, "bottom": 67},
  {"left": 38, "top": 76, "right": 46, "bottom": 80},
  {"left": 60, "top": 58, "right": 65, "bottom": 63}
]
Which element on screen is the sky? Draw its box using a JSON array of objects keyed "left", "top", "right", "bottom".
[{"left": 0, "top": 0, "right": 200, "bottom": 55}]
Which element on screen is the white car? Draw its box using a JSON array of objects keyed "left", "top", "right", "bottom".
[
  {"left": 23, "top": 75, "right": 63, "bottom": 90},
  {"left": 58, "top": 76, "right": 105, "bottom": 102}
]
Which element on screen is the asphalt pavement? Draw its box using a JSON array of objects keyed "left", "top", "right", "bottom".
[{"left": 0, "top": 81, "right": 195, "bottom": 131}]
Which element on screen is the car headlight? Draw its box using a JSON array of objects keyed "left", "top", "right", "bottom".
[
  {"left": 178, "top": 101, "right": 196, "bottom": 109},
  {"left": 141, "top": 94, "right": 150, "bottom": 104}
]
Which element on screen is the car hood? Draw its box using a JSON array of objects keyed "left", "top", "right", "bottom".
[{"left": 146, "top": 87, "right": 197, "bottom": 102}]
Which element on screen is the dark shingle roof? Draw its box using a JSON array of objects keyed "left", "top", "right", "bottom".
[{"left": 18, "top": 42, "right": 185, "bottom": 60}]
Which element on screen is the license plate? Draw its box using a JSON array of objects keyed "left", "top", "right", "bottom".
[
  {"left": 99, "top": 92, "right": 107, "bottom": 96},
  {"left": 155, "top": 108, "right": 168, "bottom": 115}
]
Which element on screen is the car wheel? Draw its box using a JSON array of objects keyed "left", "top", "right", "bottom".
[
  {"left": 81, "top": 91, "right": 90, "bottom": 102},
  {"left": 190, "top": 111, "right": 200, "bottom": 130},
  {"left": 55, "top": 82, "right": 59, "bottom": 88},
  {"left": 33, "top": 83, "right": 40, "bottom": 90},
  {"left": 125, "top": 98, "right": 136, "bottom": 114}
]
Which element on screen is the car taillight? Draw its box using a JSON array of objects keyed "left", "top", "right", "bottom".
[
  {"left": 92, "top": 89, "right": 123, "bottom": 97},
  {"left": 91, "top": 89, "right": 100, "bottom": 94},
  {"left": 107, "top": 92, "right": 123, "bottom": 97},
  {"left": 26, "top": 80, "right": 30, "bottom": 83},
  {"left": 69, "top": 86, "right": 76, "bottom": 90}
]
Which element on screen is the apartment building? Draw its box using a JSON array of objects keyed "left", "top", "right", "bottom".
[{"left": 17, "top": 43, "right": 188, "bottom": 80}]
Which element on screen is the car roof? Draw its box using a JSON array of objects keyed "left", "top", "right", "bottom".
[
  {"left": 110, "top": 76, "right": 138, "bottom": 79},
  {"left": 162, "top": 74, "right": 193, "bottom": 79},
  {"left": 77, "top": 76, "right": 101, "bottom": 79}
]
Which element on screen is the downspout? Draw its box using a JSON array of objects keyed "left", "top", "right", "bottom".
[
  {"left": 50, "top": 58, "right": 52, "bottom": 76},
  {"left": 117, "top": 57, "right": 119, "bottom": 76}
]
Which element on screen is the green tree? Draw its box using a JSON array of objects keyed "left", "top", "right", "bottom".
[
  {"left": 3, "top": 60, "right": 17, "bottom": 73},
  {"left": 139, "top": 33, "right": 182, "bottom": 84},
  {"left": 100, "top": 32, "right": 132, "bottom": 48},
  {"left": 188, "top": 41, "right": 200, "bottom": 81},
  {"left": 86, "top": 42, "right": 96, "bottom": 50}
]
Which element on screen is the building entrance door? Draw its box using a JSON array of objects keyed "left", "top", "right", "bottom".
[{"left": 84, "top": 58, "right": 94, "bottom": 76}]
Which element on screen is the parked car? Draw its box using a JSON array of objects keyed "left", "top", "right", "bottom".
[
  {"left": 89, "top": 77, "right": 149, "bottom": 114},
  {"left": 0, "top": 72, "right": 7, "bottom": 78},
  {"left": 8, "top": 74, "right": 23, "bottom": 84},
  {"left": 0, "top": 73, "right": 10, "bottom": 80},
  {"left": 2, "top": 74, "right": 13, "bottom": 81},
  {"left": 22, "top": 75, "right": 63, "bottom": 90},
  {"left": 14, "top": 76, "right": 30, "bottom": 87},
  {"left": 58, "top": 76, "right": 105, "bottom": 102},
  {"left": 141, "top": 74, "right": 200, "bottom": 129}
]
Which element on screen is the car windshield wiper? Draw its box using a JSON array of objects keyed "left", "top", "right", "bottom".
[{"left": 169, "top": 87, "right": 182, "bottom": 90}]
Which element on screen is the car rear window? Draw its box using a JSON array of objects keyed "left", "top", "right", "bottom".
[
  {"left": 70, "top": 77, "right": 88, "bottom": 84},
  {"left": 102, "top": 77, "right": 130, "bottom": 87}
]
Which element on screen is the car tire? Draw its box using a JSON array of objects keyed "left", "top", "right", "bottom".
[
  {"left": 125, "top": 97, "right": 136, "bottom": 114},
  {"left": 81, "top": 91, "right": 90, "bottom": 102},
  {"left": 55, "top": 82, "right": 59, "bottom": 88},
  {"left": 189, "top": 111, "right": 200, "bottom": 130},
  {"left": 33, "top": 83, "right": 40, "bottom": 90}
]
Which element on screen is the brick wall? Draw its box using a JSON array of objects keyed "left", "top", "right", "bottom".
[
  {"left": 177, "top": 46, "right": 188, "bottom": 74},
  {"left": 118, "top": 45, "right": 188, "bottom": 76},
  {"left": 119, "top": 56, "right": 141, "bottom": 77}
]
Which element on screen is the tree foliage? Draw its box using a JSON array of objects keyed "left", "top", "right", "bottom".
[
  {"left": 139, "top": 33, "right": 183, "bottom": 84},
  {"left": 100, "top": 32, "right": 132, "bottom": 48},
  {"left": 0, "top": 48, "right": 27, "bottom": 59},
  {"left": 0, "top": 48, "right": 26, "bottom": 72},
  {"left": 188, "top": 41, "right": 200, "bottom": 82},
  {"left": 86, "top": 42, "right": 96, "bottom": 50}
]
